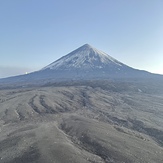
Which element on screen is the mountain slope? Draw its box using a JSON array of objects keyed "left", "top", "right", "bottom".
[
  {"left": 0, "top": 85, "right": 163, "bottom": 163},
  {"left": 0, "top": 44, "right": 162, "bottom": 87},
  {"left": 40, "top": 44, "right": 136, "bottom": 78},
  {"left": 42, "top": 44, "right": 124, "bottom": 70}
]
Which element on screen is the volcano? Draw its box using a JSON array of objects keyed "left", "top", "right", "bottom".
[
  {"left": 0, "top": 44, "right": 162, "bottom": 87},
  {"left": 42, "top": 44, "right": 124, "bottom": 70}
]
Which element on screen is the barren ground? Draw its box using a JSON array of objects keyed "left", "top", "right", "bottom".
[{"left": 0, "top": 81, "right": 163, "bottom": 163}]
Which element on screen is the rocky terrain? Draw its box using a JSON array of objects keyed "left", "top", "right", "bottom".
[
  {"left": 0, "top": 81, "right": 163, "bottom": 163},
  {"left": 0, "top": 44, "right": 163, "bottom": 162}
]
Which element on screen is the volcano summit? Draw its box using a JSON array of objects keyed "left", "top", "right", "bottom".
[{"left": 42, "top": 44, "right": 124, "bottom": 70}]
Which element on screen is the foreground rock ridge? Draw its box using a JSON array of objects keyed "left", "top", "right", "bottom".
[{"left": 0, "top": 82, "right": 163, "bottom": 163}]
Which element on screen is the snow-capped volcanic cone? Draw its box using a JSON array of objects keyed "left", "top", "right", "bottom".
[
  {"left": 0, "top": 44, "right": 161, "bottom": 87},
  {"left": 40, "top": 44, "right": 147, "bottom": 79},
  {"left": 42, "top": 44, "right": 124, "bottom": 71}
]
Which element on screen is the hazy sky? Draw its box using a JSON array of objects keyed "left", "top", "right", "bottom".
[{"left": 0, "top": 0, "right": 163, "bottom": 78}]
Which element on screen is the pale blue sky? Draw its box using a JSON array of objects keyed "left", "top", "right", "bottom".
[{"left": 0, "top": 0, "right": 163, "bottom": 78}]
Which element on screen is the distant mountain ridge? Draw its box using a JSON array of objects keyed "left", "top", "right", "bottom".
[{"left": 0, "top": 44, "right": 162, "bottom": 87}]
